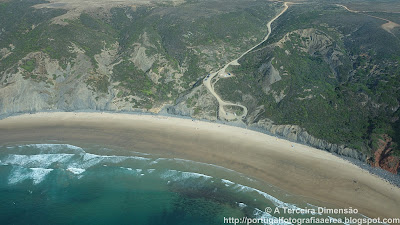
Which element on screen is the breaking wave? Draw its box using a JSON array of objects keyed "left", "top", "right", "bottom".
[{"left": 0, "top": 143, "right": 367, "bottom": 224}]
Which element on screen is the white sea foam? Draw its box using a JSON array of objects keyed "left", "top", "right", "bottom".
[
  {"left": 128, "top": 156, "right": 151, "bottom": 161},
  {"left": 160, "top": 170, "right": 212, "bottom": 181},
  {"left": 68, "top": 153, "right": 150, "bottom": 170},
  {"left": 2, "top": 154, "right": 74, "bottom": 168},
  {"left": 306, "top": 203, "right": 320, "bottom": 209},
  {"left": 159, "top": 170, "right": 178, "bottom": 179},
  {"left": 79, "top": 153, "right": 106, "bottom": 168},
  {"left": 8, "top": 167, "right": 53, "bottom": 185},
  {"left": 238, "top": 202, "right": 247, "bottom": 208},
  {"left": 3, "top": 150, "right": 152, "bottom": 174},
  {"left": 23, "top": 144, "right": 84, "bottom": 152},
  {"left": 82, "top": 153, "right": 100, "bottom": 161},
  {"left": 67, "top": 167, "right": 86, "bottom": 175},
  {"left": 148, "top": 157, "right": 240, "bottom": 174},
  {"left": 78, "top": 153, "right": 145, "bottom": 168},
  {"left": 30, "top": 168, "right": 53, "bottom": 184},
  {"left": 7, "top": 145, "right": 153, "bottom": 169},
  {"left": 221, "top": 179, "right": 235, "bottom": 186},
  {"left": 119, "top": 167, "right": 148, "bottom": 177},
  {"left": 8, "top": 167, "right": 30, "bottom": 185},
  {"left": 172, "top": 158, "right": 242, "bottom": 174},
  {"left": 237, "top": 184, "right": 296, "bottom": 209},
  {"left": 221, "top": 178, "right": 303, "bottom": 211},
  {"left": 149, "top": 159, "right": 161, "bottom": 165},
  {"left": 181, "top": 171, "right": 212, "bottom": 179}
]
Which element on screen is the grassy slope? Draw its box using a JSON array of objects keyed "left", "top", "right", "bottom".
[
  {"left": 216, "top": 2, "right": 400, "bottom": 156},
  {"left": 0, "top": 0, "right": 279, "bottom": 109}
]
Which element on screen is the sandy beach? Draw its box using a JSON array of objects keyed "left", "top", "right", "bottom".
[{"left": 0, "top": 112, "right": 400, "bottom": 220}]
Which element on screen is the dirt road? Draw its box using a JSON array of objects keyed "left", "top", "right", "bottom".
[{"left": 203, "top": 2, "right": 289, "bottom": 121}]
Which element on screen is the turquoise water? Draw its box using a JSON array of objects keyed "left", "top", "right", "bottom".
[{"left": 0, "top": 143, "right": 369, "bottom": 225}]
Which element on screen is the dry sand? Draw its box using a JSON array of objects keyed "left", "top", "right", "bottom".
[{"left": 0, "top": 112, "right": 400, "bottom": 220}]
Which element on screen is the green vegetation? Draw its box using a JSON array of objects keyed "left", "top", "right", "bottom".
[
  {"left": 0, "top": 0, "right": 280, "bottom": 111},
  {"left": 0, "top": 1, "right": 117, "bottom": 72},
  {"left": 224, "top": 105, "right": 244, "bottom": 116},
  {"left": 216, "top": 3, "right": 400, "bottom": 156},
  {"left": 21, "top": 59, "right": 36, "bottom": 72},
  {"left": 112, "top": 60, "right": 152, "bottom": 95},
  {"left": 2, "top": 0, "right": 398, "bottom": 162},
  {"left": 86, "top": 75, "right": 110, "bottom": 94}
]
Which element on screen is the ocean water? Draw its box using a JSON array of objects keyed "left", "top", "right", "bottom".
[{"left": 0, "top": 143, "right": 372, "bottom": 225}]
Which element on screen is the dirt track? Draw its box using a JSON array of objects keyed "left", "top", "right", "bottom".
[
  {"left": 203, "top": 2, "right": 289, "bottom": 121},
  {"left": 338, "top": 4, "right": 400, "bottom": 35}
]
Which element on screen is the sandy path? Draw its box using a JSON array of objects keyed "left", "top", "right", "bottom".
[
  {"left": 1, "top": 112, "right": 400, "bottom": 220},
  {"left": 338, "top": 4, "right": 400, "bottom": 35},
  {"left": 203, "top": 2, "right": 289, "bottom": 121}
]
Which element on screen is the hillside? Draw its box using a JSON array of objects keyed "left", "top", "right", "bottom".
[
  {"left": 213, "top": 1, "right": 400, "bottom": 172},
  {"left": 0, "top": 0, "right": 280, "bottom": 114},
  {"left": 0, "top": 0, "right": 399, "bottom": 173}
]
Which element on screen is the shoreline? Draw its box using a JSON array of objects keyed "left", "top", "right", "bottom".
[
  {"left": 2, "top": 109, "right": 399, "bottom": 187},
  {"left": 1, "top": 111, "right": 400, "bottom": 219}
]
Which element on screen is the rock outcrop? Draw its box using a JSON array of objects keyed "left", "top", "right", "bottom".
[
  {"left": 370, "top": 134, "right": 400, "bottom": 174},
  {"left": 163, "top": 85, "right": 218, "bottom": 121},
  {"left": 0, "top": 51, "right": 119, "bottom": 115},
  {"left": 252, "top": 119, "right": 366, "bottom": 161}
]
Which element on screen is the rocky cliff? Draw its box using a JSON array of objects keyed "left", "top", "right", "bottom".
[
  {"left": 370, "top": 135, "right": 400, "bottom": 174},
  {"left": 1, "top": 0, "right": 399, "bottom": 175},
  {"left": 252, "top": 119, "right": 367, "bottom": 161}
]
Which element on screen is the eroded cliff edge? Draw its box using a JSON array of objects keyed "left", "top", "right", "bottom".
[{"left": 1, "top": 0, "right": 399, "bottom": 175}]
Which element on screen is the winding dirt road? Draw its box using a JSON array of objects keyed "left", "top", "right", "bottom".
[
  {"left": 337, "top": 4, "right": 400, "bottom": 35},
  {"left": 203, "top": 2, "right": 289, "bottom": 121}
]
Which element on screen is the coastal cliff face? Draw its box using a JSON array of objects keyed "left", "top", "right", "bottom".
[
  {"left": 211, "top": 3, "right": 400, "bottom": 173},
  {"left": 370, "top": 135, "right": 400, "bottom": 174},
  {"left": 0, "top": 0, "right": 280, "bottom": 115},
  {"left": 1, "top": 0, "right": 400, "bottom": 174},
  {"left": 0, "top": 51, "right": 117, "bottom": 114},
  {"left": 253, "top": 120, "right": 367, "bottom": 161}
]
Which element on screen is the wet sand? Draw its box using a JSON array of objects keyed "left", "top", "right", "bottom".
[{"left": 0, "top": 112, "right": 400, "bottom": 219}]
